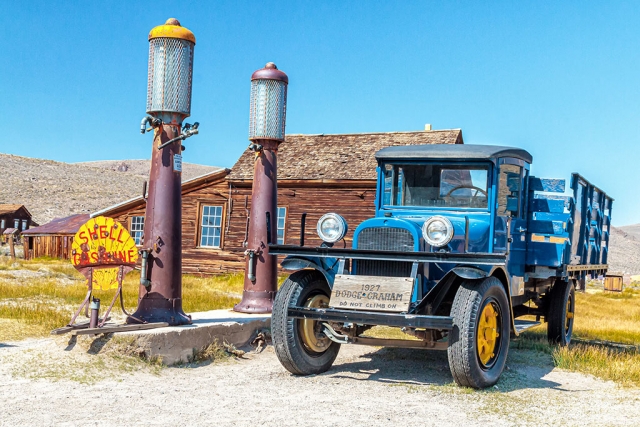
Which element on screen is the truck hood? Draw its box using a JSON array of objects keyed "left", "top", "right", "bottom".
[{"left": 353, "top": 213, "right": 491, "bottom": 253}]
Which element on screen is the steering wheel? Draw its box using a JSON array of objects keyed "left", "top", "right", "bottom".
[{"left": 444, "top": 185, "right": 488, "bottom": 202}]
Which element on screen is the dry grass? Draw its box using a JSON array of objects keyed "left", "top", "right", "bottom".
[
  {"left": 0, "top": 257, "right": 244, "bottom": 341},
  {"left": 514, "top": 286, "right": 640, "bottom": 386}
]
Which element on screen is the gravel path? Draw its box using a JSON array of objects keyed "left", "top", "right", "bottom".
[
  {"left": 2, "top": 337, "right": 640, "bottom": 427},
  {"left": 0, "top": 339, "right": 640, "bottom": 426}
]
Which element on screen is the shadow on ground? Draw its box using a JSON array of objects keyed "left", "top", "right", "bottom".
[{"left": 325, "top": 345, "right": 561, "bottom": 392}]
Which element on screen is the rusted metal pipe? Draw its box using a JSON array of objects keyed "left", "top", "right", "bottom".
[{"left": 140, "top": 115, "right": 160, "bottom": 134}]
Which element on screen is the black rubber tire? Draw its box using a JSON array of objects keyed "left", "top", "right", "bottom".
[
  {"left": 447, "top": 277, "right": 510, "bottom": 389},
  {"left": 272, "top": 270, "right": 340, "bottom": 375},
  {"left": 547, "top": 279, "right": 575, "bottom": 346}
]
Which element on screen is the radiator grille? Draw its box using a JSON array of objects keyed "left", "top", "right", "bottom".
[
  {"left": 354, "top": 227, "right": 415, "bottom": 277},
  {"left": 356, "top": 227, "right": 415, "bottom": 252}
]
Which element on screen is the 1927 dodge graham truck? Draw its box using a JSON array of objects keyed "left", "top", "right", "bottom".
[{"left": 268, "top": 144, "right": 613, "bottom": 388}]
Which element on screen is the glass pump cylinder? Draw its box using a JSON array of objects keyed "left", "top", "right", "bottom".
[
  {"left": 249, "top": 63, "right": 288, "bottom": 141},
  {"left": 146, "top": 18, "right": 196, "bottom": 118}
]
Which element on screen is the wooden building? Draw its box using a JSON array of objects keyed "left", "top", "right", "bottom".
[
  {"left": 22, "top": 214, "right": 90, "bottom": 260},
  {"left": 0, "top": 204, "right": 38, "bottom": 240},
  {"left": 93, "top": 129, "right": 463, "bottom": 275}
]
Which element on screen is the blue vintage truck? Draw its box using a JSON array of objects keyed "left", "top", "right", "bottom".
[{"left": 269, "top": 144, "right": 613, "bottom": 388}]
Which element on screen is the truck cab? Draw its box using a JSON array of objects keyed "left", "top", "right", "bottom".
[{"left": 269, "top": 144, "right": 612, "bottom": 389}]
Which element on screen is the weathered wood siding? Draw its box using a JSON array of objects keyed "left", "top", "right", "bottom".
[
  {"left": 107, "top": 178, "right": 377, "bottom": 276},
  {"left": 24, "top": 235, "right": 74, "bottom": 260}
]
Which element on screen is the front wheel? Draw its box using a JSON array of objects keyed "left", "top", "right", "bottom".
[
  {"left": 447, "top": 277, "right": 511, "bottom": 389},
  {"left": 271, "top": 270, "right": 340, "bottom": 375},
  {"left": 547, "top": 279, "right": 575, "bottom": 346}
]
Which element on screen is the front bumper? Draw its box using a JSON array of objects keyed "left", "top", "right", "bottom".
[
  {"left": 288, "top": 306, "right": 454, "bottom": 330},
  {"left": 269, "top": 244, "right": 506, "bottom": 266}
]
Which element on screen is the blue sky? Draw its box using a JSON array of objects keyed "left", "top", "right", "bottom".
[{"left": 1, "top": 1, "right": 638, "bottom": 225}]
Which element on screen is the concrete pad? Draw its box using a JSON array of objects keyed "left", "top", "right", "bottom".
[{"left": 120, "top": 309, "right": 270, "bottom": 365}]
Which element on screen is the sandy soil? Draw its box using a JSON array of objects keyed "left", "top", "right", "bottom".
[{"left": 2, "top": 336, "right": 640, "bottom": 427}]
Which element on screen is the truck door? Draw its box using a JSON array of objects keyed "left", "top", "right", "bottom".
[{"left": 496, "top": 160, "right": 528, "bottom": 289}]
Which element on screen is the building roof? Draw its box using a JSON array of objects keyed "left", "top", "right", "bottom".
[
  {"left": 22, "top": 214, "right": 90, "bottom": 236},
  {"left": 2, "top": 228, "right": 18, "bottom": 235},
  {"left": 91, "top": 168, "right": 231, "bottom": 218},
  {"left": 376, "top": 144, "right": 533, "bottom": 163},
  {"left": 0, "top": 204, "right": 31, "bottom": 216},
  {"left": 228, "top": 129, "right": 463, "bottom": 181}
]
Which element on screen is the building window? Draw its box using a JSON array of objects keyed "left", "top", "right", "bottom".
[
  {"left": 277, "top": 207, "right": 286, "bottom": 244},
  {"left": 14, "top": 219, "right": 19, "bottom": 229},
  {"left": 130, "top": 216, "right": 145, "bottom": 245},
  {"left": 1, "top": 219, "right": 5, "bottom": 229},
  {"left": 200, "top": 205, "right": 223, "bottom": 248},
  {"left": 22, "top": 220, "right": 28, "bottom": 231}
]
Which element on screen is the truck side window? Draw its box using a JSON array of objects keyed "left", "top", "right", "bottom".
[{"left": 497, "top": 164, "right": 522, "bottom": 216}]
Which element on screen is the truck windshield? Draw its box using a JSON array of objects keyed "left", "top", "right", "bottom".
[{"left": 382, "top": 163, "right": 489, "bottom": 208}]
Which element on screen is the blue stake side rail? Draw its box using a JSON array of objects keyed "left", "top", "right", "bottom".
[{"left": 527, "top": 172, "right": 613, "bottom": 279}]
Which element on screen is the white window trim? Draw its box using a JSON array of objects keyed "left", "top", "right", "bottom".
[
  {"left": 199, "top": 205, "right": 224, "bottom": 248},
  {"left": 277, "top": 207, "right": 286, "bottom": 245},
  {"left": 130, "top": 216, "right": 145, "bottom": 246}
]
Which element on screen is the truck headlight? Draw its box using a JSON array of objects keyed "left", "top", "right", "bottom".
[
  {"left": 422, "top": 216, "right": 454, "bottom": 247},
  {"left": 317, "top": 213, "right": 348, "bottom": 243}
]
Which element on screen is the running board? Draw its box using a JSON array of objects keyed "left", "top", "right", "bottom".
[{"left": 514, "top": 319, "right": 541, "bottom": 334}]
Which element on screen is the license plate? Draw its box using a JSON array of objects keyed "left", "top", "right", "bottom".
[{"left": 329, "top": 274, "right": 414, "bottom": 312}]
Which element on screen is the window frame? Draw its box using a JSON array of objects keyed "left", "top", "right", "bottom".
[
  {"left": 130, "top": 215, "right": 145, "bottom": 246},
  {"left": 276, "top": 206, "right": 287, "bottom": 245},
  {"left": 197, "top": 203, "right": 225, "bottom": 249}
]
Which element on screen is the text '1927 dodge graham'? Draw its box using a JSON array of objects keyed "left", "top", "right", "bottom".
[{"left": 269, "top": 144, "right": 613, "bottom": 388}]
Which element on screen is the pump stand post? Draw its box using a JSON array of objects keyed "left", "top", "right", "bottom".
[
  {"left": 235, "top": 140, "right": 279, "bottom": 313},
  {"left": 129, "top": 123, "right": 190, "bottom": 325}
]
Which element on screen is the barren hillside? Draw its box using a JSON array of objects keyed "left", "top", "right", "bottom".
[
  {"left": 0, "top": 153, "right": 220, "bottom": 225},
  {"left": 609, "top": 225, "right": 640, "bottom": 276},
  {"left": 74, "top": 159, "right": 217, "bottom": 180}
]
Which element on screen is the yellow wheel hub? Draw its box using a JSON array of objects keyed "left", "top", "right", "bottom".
[
  {"left": 300, "top": 294, "right": 330, "bottom": 353},
  {"left": 477, "top": 302, "right": 500, "bottom": 366},
  {"left": 565, "top": 299, "right": 574, "bottom": 331}
]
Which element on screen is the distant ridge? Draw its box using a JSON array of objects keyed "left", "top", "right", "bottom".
[{"left": 0, "top": 153, "right": 221, "bottom": 225}]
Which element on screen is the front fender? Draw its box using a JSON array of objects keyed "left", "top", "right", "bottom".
[{"left": 280, "top": 256, "right": 337, "bottom": 287}]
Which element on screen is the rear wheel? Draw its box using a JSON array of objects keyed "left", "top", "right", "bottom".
[
  {"left": 547, "top": 279, "right": 575, "bottom": 346},
  {"left": 272, "top": 270, "right": 340, "bottom": 375},
  {"left": 447, "top": 277, "right": 510, "bottom": 389}
]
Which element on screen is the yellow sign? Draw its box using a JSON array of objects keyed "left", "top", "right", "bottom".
[{"left": 71, "top": 216, "right": 138, "bottom": 290}]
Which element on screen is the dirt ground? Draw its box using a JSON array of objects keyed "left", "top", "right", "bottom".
[{"left": 2, "top": 336, "right": 640, "bottom": 427}]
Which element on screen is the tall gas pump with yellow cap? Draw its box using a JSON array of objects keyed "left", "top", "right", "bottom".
[{"left": 131, "top": 18, "right": 199, "bottom": 325}]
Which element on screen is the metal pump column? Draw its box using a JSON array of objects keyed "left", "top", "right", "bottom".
[
  {"left": 129, "top": 18, "right": 198, "bottom": 325},
  {"left": 234, "top": 63, "right": 288, "bottom": 313}
]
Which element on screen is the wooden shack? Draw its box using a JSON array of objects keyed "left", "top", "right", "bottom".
[
  {"left": 22, "top": 214, "right": 90, "bottom": 260},
  {"left": 94, "top": 129, "right": 463, "bottom": 275},
  {"left": 0, "top": 204, "right": 38, "bottom": 240}
]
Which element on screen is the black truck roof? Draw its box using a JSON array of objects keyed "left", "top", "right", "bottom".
[{"left": 375, "top": 144, "right": 533, "bottom": 163}]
